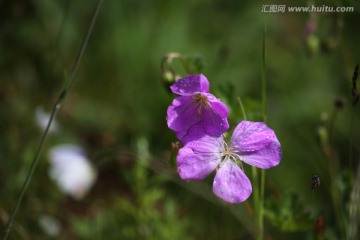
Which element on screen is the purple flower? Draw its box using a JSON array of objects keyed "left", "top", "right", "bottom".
[
  {"left": 176, "top": 121, "right": 282, "bottom": 203},
  {"left": 166, "top": 74, "right": 229, "bottom": 143}
]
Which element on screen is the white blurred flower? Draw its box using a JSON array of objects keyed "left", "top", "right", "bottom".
[
  {"left": 48, "top": 144, "right": 97, "bottom": 200},
  {"left": 35, "top": 107, "right": 59, "bottom": 133},
  {"left": 39, "top": 215, "right": 61, "bottom": 237}
]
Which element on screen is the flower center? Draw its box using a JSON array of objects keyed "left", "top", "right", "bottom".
[
  {"left": 220, "top": 141, "right": 244, "bottom": 169},
  {"left": 193, "top": 93, "right": 209, "bottom": 112}
]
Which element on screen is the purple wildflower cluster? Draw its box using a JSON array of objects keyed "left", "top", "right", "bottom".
[{"left": 166, "top": 74, "right": 282, "bottom": 203}]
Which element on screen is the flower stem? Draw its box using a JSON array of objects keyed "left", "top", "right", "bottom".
[
  {"left": 238, "top": 97, "right": 247, "bottom": 121},
  {"left": 261, "top": 23, "right": 267, "bottom": 124},
  {"left": 2, "top": 1, "right": 103, "bottom": 239},
  {"left": 238, "top": 94, "right": 261, "bottom": 237},
  {"left": 252, "top": 167, "right": 260, "bottom": 230},
  {"left": 257, "top": 22, "right": 267, "bottom": 240},
  {"left": 258, "top": 169, "right": 266, "bottom": 239},
  {"left": 2, "top": 103, "right": 59, "bottom": 240},
  {"left": 349, "top": 109, "right": 355, "bottom": 169}
]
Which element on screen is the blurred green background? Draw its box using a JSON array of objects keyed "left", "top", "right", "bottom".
[{"left": 1, "top": 0, "right": 360, "bottom": 239}]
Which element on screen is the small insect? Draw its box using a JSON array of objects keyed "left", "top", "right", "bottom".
[{"left": 311, "top": 174, "right": 320, "bottom": 189}]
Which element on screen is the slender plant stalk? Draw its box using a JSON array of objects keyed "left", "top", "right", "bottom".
[
  {"left": 349, "top": 109, "right": 355, "bottom": 169},
  {"left": 237, "top": 97, "right": 256, "bottom": 218},
  {"left": 257, "top": 23, "right": 267, "bottom": 240},
  {"left": 252, "top": 166, "right": 260, "bottom": 232},
  {"left": 42, "top": 0, "right": 71, "bottom": 98},
  {"left": 2, "top": 104, "right": 59, "bottom": 240},
  {"left": 238, "top": 97, "right": 247, "bottom": 121},
  {"left": 312, "top": 190, "right": 315, "bottom": 217},
  {"left": 261, "top": 25, "right": 267, "bottom": 124},
  {"left": 349, "top": 63, "right": 359, "bottom": 169},
  {"left": 328, "top": 106, "right": 339, "bottom": 144},
  {"left": 2, "top": 1, "right": 103, "bottom": 239}
]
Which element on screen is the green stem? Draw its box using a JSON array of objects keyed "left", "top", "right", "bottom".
[
  {"left": 349, "top": 109, "right": 355, "bottom": 169},
  {"left": 238, "top": 96, "right": 261, "bottom": 238},
  {"left": 328, "top": 107, "right": 338, "bottom": 144},
  {"left": 261, "top": 24, "right": 267, "bottom": 123},
  {"left": 258, "top": 169, "right": 265, "bottom": 238},
  {"left": 2, "top": 1, "right": 103, "bottom": 239},
  {"left": 65, "top": 0, "right": 104, "bottom": 93},
  {"left": 331, "top": 182, "right": 346, "bottom": 239},
  {"left": 238, "top": 97, "right": 260, "bottom": 237},
  {"left": 2, "top": 103, "right": 59, "bottom": 240},
  {"left": 312, "top": 190, "right": 315, "bottom": 218},
  {"left": 252, "top": 167, "right": 259, "bottom": 229},
  {"left": 257, "top": 22, "right": 267, "bottom": 240},
  {"left": 238, "top": 97, "right": 247, "bottom": 121}
]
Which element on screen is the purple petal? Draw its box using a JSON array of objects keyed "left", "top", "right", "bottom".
[
  {"left": 207, "top": 94, "right": 229, "bottom": 118},
  {"left": 167, "top": 96, "right": 201, "bottom": 132},
  {"left": 177, "top": 139, "right": 222, "bottom": 180},
  {"left": 170, "top": 74, "right": 210, "bottom": 95},
  {"left": 168, "top": 93, "right": 229, "bottom": 143},
  {"left": 213, "top": 159, "right": 252, "bottom": 203},
  {"left": 237, "top": 141, "right": 282, "bottom": 169},
  {"left": 184, "top": 132, "right": 224, "bottom": 153},
  {"left": 177, "top": 123, "right": 207, "bottom": 144},
  {"left": 231, "top": 121, "right": 282, "bottom": 169},
  {"left": 177, "top": 134, "right": 223, "bottom": 180},
  {"left": 202, "top": 93, "right": 229, "bottom": 136}
]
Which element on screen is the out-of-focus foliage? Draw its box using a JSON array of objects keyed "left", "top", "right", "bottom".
[{"left": 1, "top": 0, "right": 360, "bottom": 239}]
